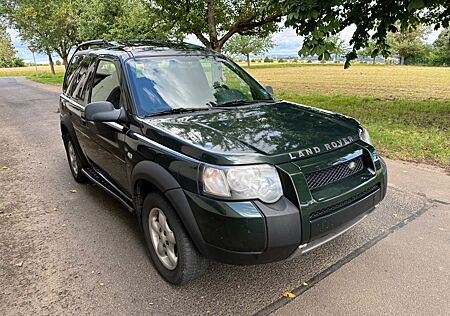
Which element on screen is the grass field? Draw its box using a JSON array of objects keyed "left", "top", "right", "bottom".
[
  {"left": 247, "top": 64, "right": 450, "bottom": 100},
  {"left": 1, "top": 64, "right": 449, "bottom": 168},
  {"left": 0, "top": 65, "right": 65, "bottom": 77}
]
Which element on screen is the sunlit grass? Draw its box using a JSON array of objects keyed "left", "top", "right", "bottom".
[
  {"left": 26, "top": 73, "right": 65, "bottom": 85},
  {"left": 247, "top": 64, "right": 450, "bottom": 100},
  {"left": 0, "top": 65, "right": 65, "bottom": 77}
]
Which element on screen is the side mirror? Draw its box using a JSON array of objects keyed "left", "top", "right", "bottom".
[
  {"left": 83, "top": 101, "right": 126, "bottom": 122},
  {"left": 265, "top": 85, "right": 273, "bottom": 96}
]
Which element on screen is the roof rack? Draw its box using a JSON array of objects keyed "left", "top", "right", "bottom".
[
  {"left": 71, "top": 39, "right": 124, "bottom": 58},
  {"left": 77, "top": 39, "right": 117, "bottom": 50}
]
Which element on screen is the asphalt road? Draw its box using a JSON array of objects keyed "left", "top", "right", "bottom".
[{"left": 0, "top": 77, "right": 441, "bottom": 315}]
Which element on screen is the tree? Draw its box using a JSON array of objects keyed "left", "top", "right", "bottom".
[
  {"left": 13, "top": 57, "right": 25, "bottom": 67},
  {"left": 324, "top": 35, "right": 347, "bottom": 62},
  {"left": 359, "top": 40, "right": 379, "bottom": 64},
  {"left": 223, "top": 34, "right": 273, "bottom": 67},
  {"left": 430, "top": 29, "right": 450, "bottom": 65},
  {"left": 77, "top": 0, "right": 172, "bottom": 41},
  {"left": 0, "top": 26, "right": 16, "bottom": 67},
  {"left": 269, "top": 0, "right": 450, "bottom": 67},
  {"left": 150, "top": 0, "right": 282, "bottom": 52},
  {"left": 1, "top": 0, "right": 79, "bottom": 71},
  {"left": 388, "top": 26, "right": 429, "bottom": 64}
]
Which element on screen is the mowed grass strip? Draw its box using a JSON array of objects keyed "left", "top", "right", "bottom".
[{"left": 27, "top": 72, "right": 65, "bottom": 85}]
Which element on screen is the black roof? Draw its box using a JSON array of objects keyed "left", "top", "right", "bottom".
[{"left": 74, "top": 39, "right": 217, "bottom": 59}]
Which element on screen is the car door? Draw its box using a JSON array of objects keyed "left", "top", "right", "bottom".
[
  {"left": 82, "top": 58, "right": 130, "bottom": 193},
  {"left": 61, "top": 54, "right": 97, "bottom": 160}
]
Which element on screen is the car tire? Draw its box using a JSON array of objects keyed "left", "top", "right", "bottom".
[
  {"left": 142, "top": 193, "right": 208, "bottom": 285},
  {"left": 63, "top": 135, "right": 88, "bottom": 183}
]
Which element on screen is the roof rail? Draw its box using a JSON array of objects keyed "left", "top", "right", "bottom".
[
  {"left": 77, "top": 39, "right": 118, "bottom": 51},
  {"left": 69, "top": 39, "right": 123, "bottom": 60}
]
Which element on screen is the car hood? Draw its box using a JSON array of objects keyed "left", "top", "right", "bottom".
[{"left": 142, "top": 101, "right": 361, "bottom": 164}]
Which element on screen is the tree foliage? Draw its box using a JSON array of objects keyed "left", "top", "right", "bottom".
[
  {"left": 0, "top": 25, "right": 16, "bottom": 67},
  {"left": 1, "top": 0, "right": 79, "bottom": 67},
  {"left": 2, "top": 0, "right": 450, "bottom": 70},
  {"left": 150, "top": 0, "right": 282, "bottom": 51},
  {"left": 359, "top": 40, "right": 379, "bottom": 63},
  {"left": 77, "top": 0, "right": 172, "bottom": 41},
  {"left": 388, "top": 25, "right": 430, "bottom": 64},
  {"left": 271, "top": 0, "right": 450, "bottom": 67},
  {"left": 323, "top": 35, "right": 347, "bottom": 61},
  {"left": 430, "top": 28, "right": 450, "bottom": 65},
  {"left": 223, "top": 34, "right": 273, "bottom": 67}
]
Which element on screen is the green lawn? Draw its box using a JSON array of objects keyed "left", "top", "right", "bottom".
[{"left": 27, "top": 73, "right": 65, "bottom": 85}]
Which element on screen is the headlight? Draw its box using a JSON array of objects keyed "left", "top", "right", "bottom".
[
  {"left": 359, "top": 127, "right": 372, "bottom": 145},
  {"left": 202, "top": 164, "right": 283, "bottom": 203}
]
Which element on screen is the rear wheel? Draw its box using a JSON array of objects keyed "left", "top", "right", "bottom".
[
  {"left": 63, "top": 135, "right": 88, "bottom": 183},
  {"left": 142, "top": 193, "right": 208, "bottom": 285}
]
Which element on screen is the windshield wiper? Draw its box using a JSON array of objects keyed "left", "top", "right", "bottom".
[
  {"left": 145, "top": 107, "right": 212, "bottom": 117},
  {"left": 213, "top": 99, "right": 275, "bottom": 108}
]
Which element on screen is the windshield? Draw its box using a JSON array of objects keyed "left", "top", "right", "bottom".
[{"left": 125, "top": 55, "right": 272, "bottom": 116}]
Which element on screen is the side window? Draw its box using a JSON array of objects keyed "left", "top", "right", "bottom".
[
  {"left": 68, "top": 55, "right": 95, "bottom": 104},
  {"left": 91, "top": 60, "right": 121, "bottom": 109},
  {"left": 222, "top": 66, "right": 252, "bottom": 100},
  {"left": 64, "top": 55, "right": 84, "bottom": 92}
]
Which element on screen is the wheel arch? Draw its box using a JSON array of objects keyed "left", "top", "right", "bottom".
[
  {"left": 60, "top": 115, "right": 75, "bottom": 140},
  {"left": 60, "top": 115, "right": 88, "bottom": 166},
  {"left": 131, "top": 161, "right": 207, "bottom": 255}
]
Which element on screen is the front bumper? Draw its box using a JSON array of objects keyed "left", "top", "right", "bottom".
[
  {"left": 287, "top": 193, "right": 379, "bottom": 260},
  {"left": 182, "top": 157, "right": 387, "bottom": 265},
  {"left": 179, "top": 148, "right": 387, "bottom": 265}
]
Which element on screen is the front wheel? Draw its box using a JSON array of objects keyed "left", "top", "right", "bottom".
[{"left": 142, "top": 193, "right": 208, "bottom": 285}]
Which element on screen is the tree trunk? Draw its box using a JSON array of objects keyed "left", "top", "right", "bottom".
[
  {"left": 207, "top": 0, "right": 219, "bottom": 51},
  {"left": 372, "top": 57, "right": 376, "bottom": 64},
  {"left": 62, "top": 55, "right": 69, "bottom": 69},
  {"left": 46, "top": 50, "right": 55, "bottom": 75},
  {"left": 247, "top": 53, "right": 251, "bottom": 67},
  {"left": 400, "top": 55, "right": 405, "bottom": 65}
]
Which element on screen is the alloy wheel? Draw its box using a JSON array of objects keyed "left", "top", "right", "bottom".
[
  {"left": 148, "top": 207, "right": 178, "bottom": 270},
  {"left": 67, "top": 141, "right": 79, "bottom": 176}
]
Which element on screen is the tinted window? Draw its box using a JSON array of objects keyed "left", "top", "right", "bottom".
[
  {"left": 64, "top": 54, "right": 84, "bottom": 92},
  {"left": 91, "top": 60, "right": 121, "bottom": 109},
  {"left": 68, "top": 55, "right": 96, "bottom": 104},
  {"left": 126, "top": 56, "right": 272, "bottom": 116}
]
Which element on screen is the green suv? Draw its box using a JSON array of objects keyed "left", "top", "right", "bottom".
[{"left": 59, "top": 40, "right": 387, "bottom": 285}]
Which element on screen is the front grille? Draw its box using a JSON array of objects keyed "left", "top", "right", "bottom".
[
  {"left": 309, "top": 184, "right": 379, "bottom": 220},
  {"left": 305, "top": 156, "right": 364, "bottom": 190}
]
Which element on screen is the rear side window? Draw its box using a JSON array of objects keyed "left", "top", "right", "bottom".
[
  {"left": 67, "top": 55, "right": 96, "bottom": 105},
  {"left": 91, "top": 60, "right": 121, "bottom": 109},
  {"left": 64, "top": 55, "right": 84, "bottom": 92}
]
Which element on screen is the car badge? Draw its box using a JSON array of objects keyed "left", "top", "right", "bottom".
[{"left": 348, "top": 161, "right": 356, "bottom": 170}]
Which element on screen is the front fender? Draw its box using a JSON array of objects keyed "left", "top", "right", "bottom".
[
  {"left": 131, "top": 160, "right": 181, "bottom": 193},
  {"left": 130, "top": 161, "right": 207, "bottom": 255}
]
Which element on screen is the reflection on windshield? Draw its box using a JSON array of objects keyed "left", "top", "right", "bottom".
[{"left": 126, "top": 56, "right": 272, "bottom": 116}]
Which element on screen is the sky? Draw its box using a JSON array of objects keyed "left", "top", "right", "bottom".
[{"left": 9, "top": 26, "right": 442, "bottom": 64}]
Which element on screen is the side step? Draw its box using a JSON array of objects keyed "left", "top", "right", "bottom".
[{"left": 82, "top": 167, "right": 135, "bottom": 213}]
